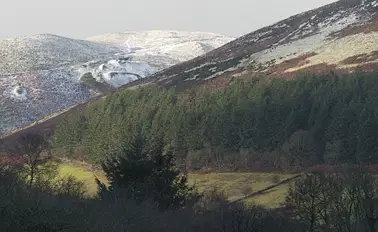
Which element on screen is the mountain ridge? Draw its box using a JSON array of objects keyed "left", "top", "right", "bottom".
[
  {"left": 0, "top": 31, "right": 233, "bottom": 133},
  {"left": 87, "top": 30, "right": 234, "bottom": 65},
  {"left": 3, "top": 0, "right": 378, "bottom": 140},
  {"left": 139, "top": 0, "right": 378, "bottom": 90}
]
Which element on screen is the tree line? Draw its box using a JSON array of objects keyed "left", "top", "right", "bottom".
[
  {"left": 2, "top": 132, "right": 378, "bottom": 231},
  {"left": 52, "top": 70, "right": 378, "bottom": 171},
  {"left": 0, "top": 132, "right": 303, "bottom": 232}
]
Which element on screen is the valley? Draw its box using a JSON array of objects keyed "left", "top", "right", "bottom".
[
  {"left": 2, "top": 0, "right": 378, "bottom": 231},
  {"left": 4, "top": 0, "right": 378, "bottom": 140},
  {"left": 57, "top": 160, "right": 294, "bottom": 208}
]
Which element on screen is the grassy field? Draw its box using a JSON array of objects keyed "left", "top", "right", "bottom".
[
  {"left": 243, "top": 182, "right": 292, "bottom": 208},
  {"left": 189, "top": 173, "right": 294, "bottom": 208},
  {"left": 58, "top": 163, "right": 107, "bottom": 197},
  {"left": 58, "top": 162, "right": 293, "bottom": 208}
]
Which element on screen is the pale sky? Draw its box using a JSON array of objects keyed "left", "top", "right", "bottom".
[{"left": 1, "top": 0, "right": 337, "bottom": 40}]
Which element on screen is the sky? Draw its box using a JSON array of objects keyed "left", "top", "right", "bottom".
[{"left": 1, "top": 0, "right": 337, "bottom": 40}]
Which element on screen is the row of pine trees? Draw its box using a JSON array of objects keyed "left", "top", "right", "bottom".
[{"left": 53, "top": 71, "right": 378, "bottom": 171}]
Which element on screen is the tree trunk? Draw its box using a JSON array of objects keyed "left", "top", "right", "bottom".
[{"left": 28, "top": 166, "right": 35, "bottom": 188}]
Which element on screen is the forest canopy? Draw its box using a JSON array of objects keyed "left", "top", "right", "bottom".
[{"left": 52, "top": 70, "right": 378, "bottom": 171}]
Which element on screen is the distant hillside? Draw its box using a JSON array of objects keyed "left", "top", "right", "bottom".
[
  {"left": 137, "top": 0, "right": 378, "bottom": 91},
  {"left": 0, "top": 32, "right": 232, "bottom": 133},
  {"left": 3, "top": 0, "right": 378, "bottom": 144},
  {"left": 87, "top": 30, "right": 234, "bottom": 64}
]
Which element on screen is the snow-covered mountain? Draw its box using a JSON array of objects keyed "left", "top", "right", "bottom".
[
  {"left": 7, "top": 0, "right": 378, "bottom": 138},
  {"left": 0, "top": 32, "right": 233, "bottom": 133},
  {"left": 87, "top": 30, "right": 234, "bottom": 65},
  {"left": 141, "top": 0, "right": 378, "bottom": 90}
]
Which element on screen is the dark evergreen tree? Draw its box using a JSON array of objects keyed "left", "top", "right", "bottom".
[{"left": 96, "top": 133, "right": 200, "bottom": 210}]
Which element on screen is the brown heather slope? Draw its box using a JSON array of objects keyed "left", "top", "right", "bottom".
[
  {"left": 2, "top": 0, "right": 378, "bottom": 143},
  {"left": 143, "top": 0, "right": 378, "bottom": 87}
]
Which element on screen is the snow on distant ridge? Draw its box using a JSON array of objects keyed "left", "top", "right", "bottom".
[
  {"left": 87, "top": 30, "right": 234, "bottom": 63},
  {"left": 0, "top": 34, "right": 119, "bottom": 74},
  {"left": 0, "top": 31, "right": 232, "bottom": 133},
  {"left": 75, "top": 57, "right": 157, "bottom": 88}
]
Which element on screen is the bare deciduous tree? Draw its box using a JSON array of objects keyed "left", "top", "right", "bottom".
[
  {"left": 4, "top": 133, "right": 51, "bottom": 188},
  {"left": 286, "top": 169, "right": 378, "bottom": 232}
]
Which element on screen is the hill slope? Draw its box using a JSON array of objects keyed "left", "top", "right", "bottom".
[
  {"left": 87, "top": 30, "right": 234, "bottom": 65},
  {"left": 136, "top": 0, "right": 378, "bottom": 90},
  {"left": 3, "top": 0, "right": 378, "bottom": 140},
  {"left": 0, "top": 32, "right": 232, "bottom": 133}
]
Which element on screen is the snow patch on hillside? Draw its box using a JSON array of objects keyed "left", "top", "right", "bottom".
[
  {"left": 246, "top": 12, "right": 361, "bottom": 68},
  {"left": 285, "top": 31, "right": 378, "bottom": 72},
  {"left": 75, "top": 57, "right": 156, "bottom": 87},
  {"left": 0, "top": 34, "right": 119, "bottom": 74},
  {"left": 87, "top": 31, "right": 234, "bottom": 64},
  {"left": 204, "top": 66, "right": 239, "bottom": 80},
  {"left": 10, "top": 85, "right": 28, "bottom": 101},
  {"left": 184, "top": 62, "right": 216, "bottom": 73}
]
